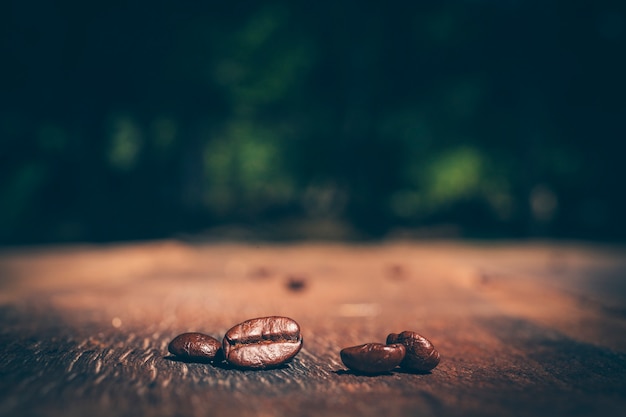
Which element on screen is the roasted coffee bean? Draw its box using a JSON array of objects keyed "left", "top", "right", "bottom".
[
  {"left": 222, "top": 316, "right": 303, "bottom": 369},
  {"left": 386, "top": 264, "right": 407, "bottom": 280},
  {"left": 286, "top": 275, "right": 307, "bottom": 292},
  {"left": 168, "top": 332, "right": 222, "bottom": 361},
  {"left": 386, "top": 331, "right": 440, "bottom": 372},
  {"left": 340, "top": 343, "right": 406, "bottom": 374}
]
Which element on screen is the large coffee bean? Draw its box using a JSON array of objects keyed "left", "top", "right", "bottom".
[
  {"left": 168, "top": 332, "right": 222, "bottom": 361},
  {"left": 386, "top": 331, "right": 440, "bottom": 372},
  {"left": 340, "top": 343, "right": 406, "bottom": 374},
  {"left": 222, "top": 316, "right": 303, "bottom": 369}
]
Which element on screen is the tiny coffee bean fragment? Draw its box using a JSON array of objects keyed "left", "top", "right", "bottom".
[
  {"left": 168, "top": 332, "right": 222, "bottom": 361},
  {"left": 223, "top": 316, "right": 303, "bottom": 369},
  {"left": 340, "top": 343, "right": 406, "bottom": 374},
  {"left": 386, "top": 331, "right": 440, "bottom": 372}
]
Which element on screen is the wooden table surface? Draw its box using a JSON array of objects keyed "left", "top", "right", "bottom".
[{"left": 1, "top": 240, "right": 625, "bottom": 417}]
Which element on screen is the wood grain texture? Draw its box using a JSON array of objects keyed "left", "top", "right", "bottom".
[{"left": 1, "top": 241, "right": 625, "bottom": 416}]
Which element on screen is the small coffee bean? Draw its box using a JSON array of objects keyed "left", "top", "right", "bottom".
[
  {"left": 168, "top": 332, "right": 222, "bottom": 361},
  {"left": 340, "top": 343, "right": 406, "bottom": 374},
  {"left": 286, "top": 275, "right": 307, "bottom": 292},
  {"left": 249, "top": 266, "right": 272, "bottom": 279},
  {"left": 222, "top": 316, "right": 303, "bottom": 369},
  {"left": 386, "top": 331, "right": 440, "bottom": 372},
  {"left": 386, "top": 264, "right": 407, "bottom": 281}
]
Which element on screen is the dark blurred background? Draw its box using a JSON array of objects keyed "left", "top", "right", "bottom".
[{"left": 1, "top": 0, "right": 625, "bottom": 245}]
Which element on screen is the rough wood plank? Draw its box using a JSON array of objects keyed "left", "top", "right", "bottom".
[{"left": 1, "top": 241, "right": 625, "bottom": 416}]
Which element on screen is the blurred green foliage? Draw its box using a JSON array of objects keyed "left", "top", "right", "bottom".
[{"left": 1, "top": 0, "right": 625, "bottom": 244}]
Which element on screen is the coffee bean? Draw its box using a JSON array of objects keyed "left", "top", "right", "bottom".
[
  {"left": 386, "top": 264, "right": 407, "bottom": 281},
  {"left": 249, "top": 266, "right": 272, "bottom": 279},
  {"left": 340, "top": 343, "right": 406, "bottom": 374},
  {"left": 386, "top": 331, "right": 440, "bottom": 372},
  {"left": 222, "top": 316, "right": 303, "bottom": 369},
  {"left": 286, "top": 275, "right": 307, "bottom": 292},
  {"left": 168, "top": 332, "right": 222, "bottom": 361}
]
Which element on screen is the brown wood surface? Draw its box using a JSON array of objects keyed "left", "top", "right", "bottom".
[{"left": 1, "top": 240, "right": 625, "bottom": 417}]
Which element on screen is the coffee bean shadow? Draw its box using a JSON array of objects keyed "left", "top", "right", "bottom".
[
  {"left": 333, "top": 368, "right": 433, "bottom": 377},
  {"left": 163, "top": 356, "right": 238, "bottom": 370},
  {"left": 213, "top": 361, "right": 292, "bottom": 372},
  {"left": 163, "top": 354, "right": 214, "bottom": 365},
  {"left": 332, "top": 369, "right": 395, "bottom": 377},
  {"left": 392, "top": 367, "right": 433, "bottom": 375},
  {"left": 163, "top": 355, "right": 292, "bottom": 372}
]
